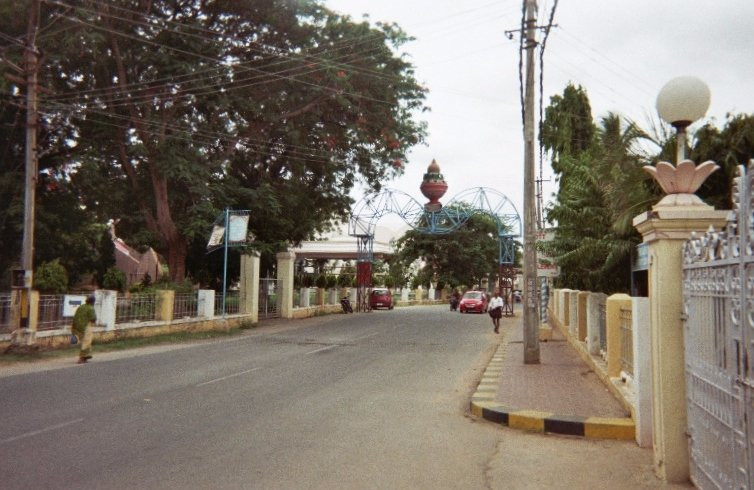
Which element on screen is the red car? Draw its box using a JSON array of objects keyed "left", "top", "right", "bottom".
[
  {"left": 369, "top": 288, "right": 394, "bottom": 310},
  {"left": 459, "top": 290, "right": 488, "bottom": 314}
]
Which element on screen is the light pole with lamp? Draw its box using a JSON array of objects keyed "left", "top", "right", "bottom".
[{"left": 634, "top": 76, "right": 728, "bottom": 483}]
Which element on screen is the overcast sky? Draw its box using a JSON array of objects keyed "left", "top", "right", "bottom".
[{"left": 324, "top": 0, "right": 754, "bottom": 234}]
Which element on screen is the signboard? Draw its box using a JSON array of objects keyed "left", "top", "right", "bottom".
[
  {"left": 632, "top": 242, "right": 649, "bottom": 271},
  {"left": 206, "top": 210, "right": 252, "bottom": 251},
  {"left": 536, "top": 229, "right": 560, "bottom": 278},
  {"left": 63, "top": 295, "right": 87, "bottom": 317}
]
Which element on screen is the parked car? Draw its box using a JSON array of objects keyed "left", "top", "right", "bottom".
[
  {"left": 459, "top": 290, "right": 488, "bottom": 313},
  {"left": 369, "top": 288, "right": 394, "bottom": 310},
  {"left": 513, "top": 290, "right": 522, "bottom": 303}
]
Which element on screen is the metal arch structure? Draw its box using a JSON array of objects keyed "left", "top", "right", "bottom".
[{"left": 348, "top": 187, "right": 522, "bottom": 315}]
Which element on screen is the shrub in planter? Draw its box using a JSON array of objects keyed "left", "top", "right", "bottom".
[
  {"left": 326, "top": 274, "right": 337, "bottom": 289},
  {"left": 33, "top": 259, "right": 68, "bottom": 294},
  {"left": 315, "top": 274, "right": 327, "bottom": 289},
  {"left": 102, "top": 267, "right": 127, "bottom": 292}
]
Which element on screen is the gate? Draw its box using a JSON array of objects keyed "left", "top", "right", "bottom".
[
  {"left": 683, "top": 162, "right": 754, "bottom": 489},
  {"left": 259, "top": 276, "right": 280, "bottom": 319}
]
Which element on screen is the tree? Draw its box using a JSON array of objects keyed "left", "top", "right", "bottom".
[
  {"left": 1, "top": 0, "right": 427, "bottom": 284},
  {"left": 33, "top": 259, "right": 68, "bottom": 294},
  {"left": 393, "top": 211, "right": 501, "bottom": 290},
  {"left": 541, "top": 85, "right": 658, "bottom": 293}
]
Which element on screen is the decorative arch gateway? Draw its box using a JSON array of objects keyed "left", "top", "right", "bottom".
[{"left": 348, "top": 177, "right": 522, "bottom": 315}]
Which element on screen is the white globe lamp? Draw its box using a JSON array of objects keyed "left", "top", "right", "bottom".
[{"left": 656, "top": 76, "right": 711, "bottom": 161}]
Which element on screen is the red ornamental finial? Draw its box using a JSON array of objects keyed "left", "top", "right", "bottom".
[{"left": 420, "top": 158, "right": 448, "bottom": 212}]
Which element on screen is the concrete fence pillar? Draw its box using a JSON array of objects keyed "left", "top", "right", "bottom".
[
  {"left": 552, "top": 288, "right": 560, "bottom": 319},
  {"left": 606, "top": 294, "right": 631, "bottom": 378},
  {"left": 568, "top": 290, "right": 580, "bottom": 338},
  {"left": 299, "top": 287, "right": 310, "bottom": 307},
  {"left": 632, "top": 297, "right": 653, "bottom": 448},
  {"left": 239, "top": 252, "right": 260, "bottom": 322},
  {"left": 586, "top": 293, "right": 607, "bottom": 355},
  {"left": 328, "top": 288, "right": 338, "bottom": 305},
  {"left": 401, "top": 287, "right": 409, "bottom": 302},
  {"left": 156, "top": 290, "right": 175, "bottom": 322},
  {"left": 577, "top": 291, "right": 589, "bottom": 342},
  {"left": 27, "top": 290, "right": 39, "bottom": 344},
  {"left": 95, "top": 290, "right": 117, "bottom": 330},
  {"left": 276, "top": 251, "right": 296, "bottom": 319},
  {"left": 415, "top": 288, "right": 423, "bottom": 302},
  {"left": 634, "top": 206, "right": 728, "bottom": 482},
  {"left": 197, "top": 289, "right": 215, "bottom": 318}
]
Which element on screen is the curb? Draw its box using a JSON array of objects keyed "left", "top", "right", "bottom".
[{"left": 470, "top": 344, "right": 635, "bottom": 441}]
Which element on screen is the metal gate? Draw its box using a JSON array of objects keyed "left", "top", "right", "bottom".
[
  {"left": 683, "top": 163, "right": 754, "bottom": 489},
  {"left": 259, "top": 276, "right": 281, "bottom": 319}
]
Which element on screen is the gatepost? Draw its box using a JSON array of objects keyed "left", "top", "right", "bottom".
[
  {"left": 276, "top": 251, "right": 295, "bottom": 319},
  {"left": 634, "top": 205, "right": 728, "bottom": 482},
  {"left": 240, "top": 252, "right": 260, "bottom": 324}
]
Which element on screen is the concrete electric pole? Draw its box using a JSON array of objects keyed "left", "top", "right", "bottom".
[
  {"left": 522, "top": 0, "right": 540, "bottom": 364},
  {"left": 17, "top": 0, "right": 40, "bottom": 333}
]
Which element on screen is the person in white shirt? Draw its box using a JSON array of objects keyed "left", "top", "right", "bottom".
[{"left": 488, "top": 290, "right": 504, "bottom": 334}]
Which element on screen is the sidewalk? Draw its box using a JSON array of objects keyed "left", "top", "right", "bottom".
[{"left": 471, "top": 313, "right": 635, "bottom": 440}]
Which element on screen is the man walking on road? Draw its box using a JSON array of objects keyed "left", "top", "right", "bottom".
[
  {"left": 488, "top": 290, "right": 504, "bottom": 334},
  {"left": 72, "top": 295, "right": 96, "bottom": 364}
]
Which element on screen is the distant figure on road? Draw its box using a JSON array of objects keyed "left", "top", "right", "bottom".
[
  {"left": 72, "top": 295, "right": 96, "bottom": 364},
  {"left": 488, "top": 290, "right": 504, "bottom": 334}
]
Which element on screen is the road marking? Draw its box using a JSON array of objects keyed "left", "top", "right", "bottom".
[
  {"left": 196, "top": 367, "right": 261, "bottom": 387},
  {"left": 355, "top": 332, "right": 379, "bottom": 341},
  {"left": 1, "top": 418, "right": 84, "bottom": 445},
  {"left": 305, "top": 345, "right": 338, "bottom": 355}
]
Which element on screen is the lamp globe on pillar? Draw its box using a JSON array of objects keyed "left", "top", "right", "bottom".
[
  {"left": 644, "top": 77, "right": 718, "bottom": 209},
  {"left": 655, "top": 76, "right": 711, "bottom": 163}
]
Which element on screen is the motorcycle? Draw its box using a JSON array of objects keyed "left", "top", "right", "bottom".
[
  {"left": 450, "top": 297, "right": 459, "bottom": 311},
  {"left": 340, "top": 296, "right": 353, "bottom": 314}
]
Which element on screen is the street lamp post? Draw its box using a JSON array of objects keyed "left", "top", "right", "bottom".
[{"left": 656, "top": 76, "right": 711, "bottom": 163}]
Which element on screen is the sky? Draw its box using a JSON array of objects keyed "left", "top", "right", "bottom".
[{"left": 324, "top": 0, "right": 754, "bottom": 236}]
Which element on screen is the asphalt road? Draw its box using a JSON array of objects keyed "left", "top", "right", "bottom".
[{"left": 1, "top": 305, "right": 504, "bottom": 489}]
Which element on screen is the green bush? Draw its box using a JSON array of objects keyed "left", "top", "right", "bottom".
[
  {"left": 102, "top": 267, "right": 127, "bottom": 292},
  {"left": 302, "top": 274, "right": 315, "bottom": 288},
  {"left": 337, "top": 273, "right": 352, "bottom": 287},
  {"left": 326, "top": 274, "right": 337, "bottom": 289},
  {"left": 33, "top": 259, "right": 69, "bottom": 294},
  {"left": 315, "top": 273, "right": 327, "bottom": 289},
  {"left": 384, "top": 276, "right": 395, "bottom": 289}
]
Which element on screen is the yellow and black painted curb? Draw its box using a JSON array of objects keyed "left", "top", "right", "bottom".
[{"left": 470, "top": 345, "right": 635, "bottom": 441}]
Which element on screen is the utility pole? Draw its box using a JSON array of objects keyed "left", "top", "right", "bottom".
[
  {"left": 19, "top": 0, "right": 40, "bottom": 329},
  {"left": 522, "top": 0, "right": 540, "bottom": 364}
]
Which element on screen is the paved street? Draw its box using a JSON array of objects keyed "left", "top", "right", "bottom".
[{"left": 0, "top": 305, "right": 674, "bottom": 489}]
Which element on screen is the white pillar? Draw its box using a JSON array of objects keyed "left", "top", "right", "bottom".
[
  {"left": 586, "top": 293, "right": 607, "bottom": 355},
  {"left": 197, "top": 289, "right": 215, "bottom": 318},
  {"left": 632, "top": 297, "right": 653, "bottom": 448},
  {"left": 401, "top": 287, "right": 409, "bottom": 302},
  {"left": 568, "top": 290, "right": 580, "bottom": 338},
  {"left": 95, "top": 290, "right": 117, "bottom": 330},
  {"left": 300, "top": 287, "right": 310, "bottom": 307},
  {"left": 276, "top": 251, "right": 295, "bottom": 319}
]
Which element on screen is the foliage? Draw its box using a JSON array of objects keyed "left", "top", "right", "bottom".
[
  {"left": 0, "top": 0, "right": 427, "bottom": 286},
  {"left": 337, "top": 263, "right": 354, "bottom": 287},
  {"left": 315, "top": 273, "right": 327, "bottom": 289},
  {"left": 302, "top": 274, "right": 315, "bottom": 288},
  {"left": 392, "top": 210, "right": 501, "bottom": 290},
  {"left": 102, "top": 267, "right": 127, "bottom": 292},
  {"left": 33, "top": 259, "right": 69, "bottom": 294},
  {"left": 325, "top": 274, "right": 337, "bottom": 289}
]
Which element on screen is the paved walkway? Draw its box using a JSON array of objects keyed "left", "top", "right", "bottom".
[{"left": 471, "top": 313, "right": 634, "bottom": 440}]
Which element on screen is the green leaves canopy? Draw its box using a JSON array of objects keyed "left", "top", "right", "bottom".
[{"left": 0, "top": 0, "right": 427, "bottom": 285}]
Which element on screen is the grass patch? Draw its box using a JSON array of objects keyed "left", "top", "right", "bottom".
[{"left": 0, "top": 328, "right": 244, "bottom": 366}]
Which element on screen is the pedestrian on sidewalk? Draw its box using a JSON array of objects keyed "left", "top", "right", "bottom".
[
  {"left": 488, "top": 290, "right": 504, "bottom": 334},
  {"left": 72, "top": 295, "right": 96, "bottom": 364}
]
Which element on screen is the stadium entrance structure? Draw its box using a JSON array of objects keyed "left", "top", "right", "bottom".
[{"left": 349, "top": 160, "right": 522, "bottom": 315}]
